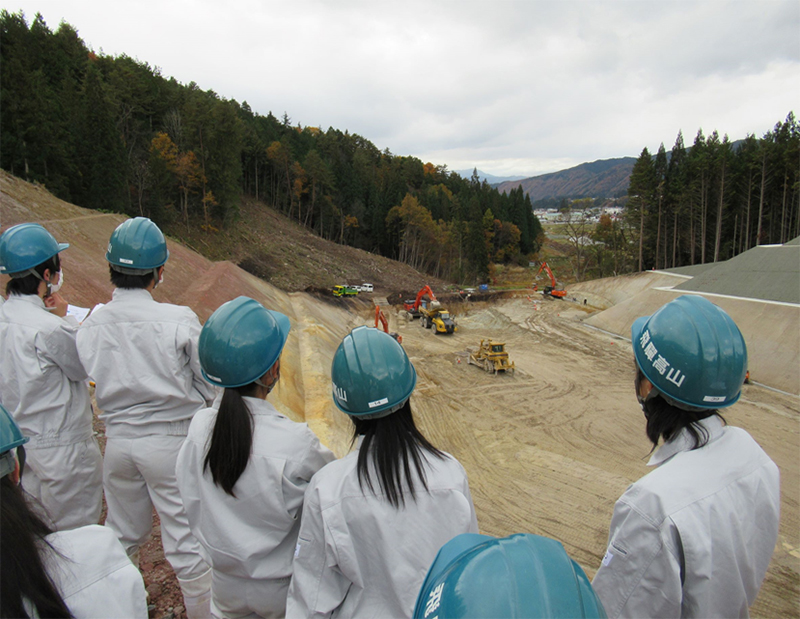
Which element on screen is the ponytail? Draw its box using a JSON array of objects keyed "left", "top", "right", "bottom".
[
  {"left": 203, "top": 386, "right": 256, "bottom": 497},
  {"left": 0, "top": 475, "right": 73, "bottom": 618}
]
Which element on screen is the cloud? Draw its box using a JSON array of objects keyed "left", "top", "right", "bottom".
[{"left": 15, "top": 0, "right": 800, "bottom": 176}]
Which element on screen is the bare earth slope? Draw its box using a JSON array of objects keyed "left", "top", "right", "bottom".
[
  {"left": 572, "top": 272, "right": 800, "bottom": 395},
  {"left": 2, "top": 171, "right": 798, "bottom": 618},
  {"left": 164, "top": 193, "right": 450, "bottom": 294}
]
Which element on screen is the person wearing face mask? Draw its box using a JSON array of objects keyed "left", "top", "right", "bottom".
[
  {"left": 77, "top": 217, "right": 216, "bottom": 618},
  {"left": 0, "top": 223, "right": 103, "bottom": 530},
  {"left": 592, "top": 295, "right": 780, "bottom": 618},
  {"left": 0, "top": 402, "right": 148, "bottom": 618},
  {"left": 177, "top": 297, "right": 335, "bottom": 618}
]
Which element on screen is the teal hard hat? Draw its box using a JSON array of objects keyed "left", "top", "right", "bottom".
[
  {"left": 414, "top": 533, "right": 607, "bottom": 619},
  {"left": 0, "top": 404, "right": 29, "bottom": 478},
  {"left": 106, "top": 217, "right": 169, "bottom": 274},
  {"left": 0, "top": 223, "right": 68, "bottom": 276},
  {"left": 199, "top": 296, "right": 291, "bottom": 388},
  {"left": 631, "top": 295, "right": 747, "bottom": 411},
  {"left": 331, "top": 326, "right": 416, "bottom": 419}
]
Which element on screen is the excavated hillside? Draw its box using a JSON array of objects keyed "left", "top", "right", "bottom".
[{"left": 2, "top": 171, "right": 798, "bottom": 619}]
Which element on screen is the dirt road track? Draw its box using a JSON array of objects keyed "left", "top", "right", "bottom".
[
  {"left": 386, "top": 297, "right": 799, "bottom": 618},
  {"left": 5, "top": 169, "right": 797, "bottom": 617}
]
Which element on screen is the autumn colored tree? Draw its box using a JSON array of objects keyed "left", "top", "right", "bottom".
[
  {"left": 386, "top": 194, "right": 438, "bottom": 271},
  {"left": 150, "top": 132, "right": 204, "bottom": 226}
]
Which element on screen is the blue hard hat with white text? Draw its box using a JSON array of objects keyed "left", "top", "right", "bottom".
[
  {"left": 414, "top": 533, "right": 606, "bottom": 618},
  {"left": 331, "top": 326, "right": 416, "bottom": 418},
  {"left": 106, "top": 217, "right": 169, "bottom": 273},
  {"left": 632, "top": 295, "right": 747, "bottom": 410}
]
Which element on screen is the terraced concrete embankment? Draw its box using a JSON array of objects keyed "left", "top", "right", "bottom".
[
  {"left": 572, "top": 271, "right": 800, "bottom": 395},
  {"left": 4, "top": 171, "right": 798, "bottom": 617}
]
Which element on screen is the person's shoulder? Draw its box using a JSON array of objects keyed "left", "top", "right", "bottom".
[
  {"left": 308, "top": 451, "right": 357, "bottom": 493},
  {"left": 428, "top": 449, "right": 467, "bottom": 473},
  {"left": 148, "top": 298, "right": 199, "bottom": 322},
  {"left": 186, "top": 406, "right": 216, "bottom": 438},
  {"left": 46, "top": 525, "right": 132, "bottom": 584},
  {"left": 4, "top": 295, "right": 62, "bottom": 329}
]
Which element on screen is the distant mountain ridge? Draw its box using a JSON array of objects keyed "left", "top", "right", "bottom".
[
  {"left": 496, "top": 157, "right": 636, "bottom": 201},
  {"left": 455, "top": 169, "right": 527, "bottom": 184}
]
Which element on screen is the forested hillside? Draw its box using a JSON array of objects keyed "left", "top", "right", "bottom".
[
  {"left": 624, "top": 121, "right": 799, "bottom": 271},
  {"left": 0, "top": 11, "right": 543, "bottom": 284}
]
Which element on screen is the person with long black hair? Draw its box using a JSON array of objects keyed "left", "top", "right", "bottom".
[
  {"left": 0, "top": 403, "right": 147, "bottom": 618},
  {"left": 287, "top": 326, "right": 479, "bottom": 618},
  {"left": 176, "top": 296, "right": 335, "bottom": 619},
  {"left": 592, "top": 296, "right": 780, "bottom": 618}
]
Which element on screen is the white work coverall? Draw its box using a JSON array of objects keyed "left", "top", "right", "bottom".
[
  {"left": 177, "top": 397, "right": 336, "bottom": 619},
  {"left": 32, "top": 524, "right": 148, "bottom": 618},
  {"left": 592, "top": 416, "right": 780, "bottom": 618},
  {"left": 0, "top": 294, "right": 102, "bottom": 529},
  {"left": 76, "top": 288, "right": 216, "bottom": 604},
  {"left": 286, "top": 441, "right": 479, "bottom": 618}
]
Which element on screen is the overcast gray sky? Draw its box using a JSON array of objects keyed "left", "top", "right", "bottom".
[{"left": 9, "top": 0, "right": 800, "bottom": 177}]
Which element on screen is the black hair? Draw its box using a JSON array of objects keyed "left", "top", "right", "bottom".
[
  {"left": 5, "top": 254, "right": 60, "bottom": 297},
  {"left": 0, "top": 475, "right": 73, "bottom": 618},
  {"left": 109, "top": 265, "right": 154, "bottom": 289},
  {"left": 203, "top": 384, "right": 258, "bottom": 497},
  {"left": 351, "top": 400, "right": 446, "bottom": 509},
  {"left": 636, "top": 366, "right": 724, "bottom": 450}
]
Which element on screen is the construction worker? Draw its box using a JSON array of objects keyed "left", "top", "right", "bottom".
[
  {"left": 592, "top": 295, "right": 780, "bottom": 618},
  {"left": 0, "top": 223, "right": 102, "bottom": 529},
  {"left": 176, "top": 296, "right": 335, "bottom": 618},
  {"left": 76, "top": 217, "right": 215, "bottom": 618},
  {"left": 414, "top": 533, "right": 606, "bottom": 619},
  {"left": 0, "top": 402, "right": 148, "bottom": 618},
  {"left": 287, "top": 326, "right": 479, "bottom": 618}
]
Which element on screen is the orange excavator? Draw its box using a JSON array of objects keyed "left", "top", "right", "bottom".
[
  {"left": 403, "top": 285, "right": 440, "bottom": 319},
  {"left": 375, "top": 305, "right": 402, "bottom": 344},
  {"left": 534, "top": 262, "right": 567, "bottom": 299}
]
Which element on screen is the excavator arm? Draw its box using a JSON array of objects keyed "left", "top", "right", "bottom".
[
  {"left": 375, "top": 305, "right": 389, "bottom": 331},
  {"left": 375, "top": 305, "right": 402, "bottom": 344},
  {"left": 414, "top": 285, "right": 437, "bottom": 311}
]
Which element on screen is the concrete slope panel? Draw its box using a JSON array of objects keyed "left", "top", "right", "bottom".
[
  {"left": 674, "top": 245, "right": 800, "bottom": 304},
  {"left": 569, "top": 271, "right": 688, "bottom": 309},
  {"left": 586, "top": 289, "right": 800, "bottom": 395}
]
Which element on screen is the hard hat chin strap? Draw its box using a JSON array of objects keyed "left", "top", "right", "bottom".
[
  {"left": 645, "top": 385, "right": 712, "bottom": 414},
  {"left": 255, "top": 363, "right": 280, "bottom": 394},
  {"left": 111, "top": 264, "right": 161, "bottom": 284},
  {"left": 0, "top": 450, "right": 15, "bottom": 478}
]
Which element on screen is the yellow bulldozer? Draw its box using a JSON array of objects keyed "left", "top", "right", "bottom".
[{"left": 467, "top": 339, "right": 515, "bottom": 375}]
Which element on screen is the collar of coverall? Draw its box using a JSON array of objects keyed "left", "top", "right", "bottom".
[{"left": 647, "top": 415, "right": 725, "bottom": 467}]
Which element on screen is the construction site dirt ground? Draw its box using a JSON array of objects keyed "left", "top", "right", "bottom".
[
  {"left": 379, "top": 297, "right": 799, "bottom": 618},
  {"left": 3, "top": 171, "right": 798, "bottom": 618},
  {"left": 89, "top": 295, "right": 800, "bottom": 618}
]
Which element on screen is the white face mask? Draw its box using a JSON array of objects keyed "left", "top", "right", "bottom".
[{"left": 48, "top": 270, "right": 63, "bottom": 295}]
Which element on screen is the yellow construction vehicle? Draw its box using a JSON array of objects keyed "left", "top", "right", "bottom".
[
  {"left": 467, "top": 339, "right": 515, "bottom": 375},
  {"left": 421, "top": 307, "right": 457, "bottom": 334}
]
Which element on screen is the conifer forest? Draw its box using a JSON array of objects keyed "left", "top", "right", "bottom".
[{"left": 1, "top": 11, "right": 796, "bottom": 283}]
